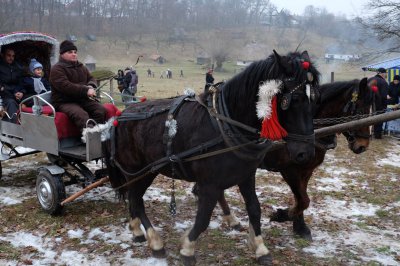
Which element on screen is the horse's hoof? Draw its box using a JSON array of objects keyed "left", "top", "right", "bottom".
[
  {"left": 232, "top": 223, "right": 244, "bottom": 231},
  {"left": 181, "top": 254, "right": 196, "bottom": 266},
  {"left": 133, "top": 235, "right": 147, "bottom": 243},
  {"left": 293, "top": 221, "right": 312, "bottom": 241},
  {"left": 257, "top": 253, "right": 273, "bottom": 265},
  {"left": 270, "top": 208, "right": 290, "bottom": 222},
  {"left": 152, "top": 248, "right": 166, "bottom": 258},
  {"left": 295, "top": 231, "right": 312, "bottom": 241}
]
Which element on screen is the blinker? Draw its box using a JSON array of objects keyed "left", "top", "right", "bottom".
[
  {"left": 307, "top": 72, "right": 313, "bottom": 82},
  {"left": 281, "top": 93, "right": 291, "bottom": 110}
]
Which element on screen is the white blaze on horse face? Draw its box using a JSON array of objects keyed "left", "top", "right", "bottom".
[
  {"left": 306, "top": 84, "right": 311, "bottom": 102},
  {"left": 146, "top": 227, "right": 164, "bottom": 251},
  {"left": 248, "top": 223, "right": 270, "bottom": 258},
  {"left": 129, "top": 217, "right": 144, "bottom": 238}
]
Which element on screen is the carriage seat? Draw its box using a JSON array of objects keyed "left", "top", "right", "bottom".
[{"left": 22, "top": 103, "right": 119, "bottom": 139}]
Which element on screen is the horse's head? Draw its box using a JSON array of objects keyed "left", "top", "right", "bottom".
[
  {"left": 221, "top": 50, "right": 319, "bottom": 164},
  {"left": 271, "top": 50, "right": 319, "bottom": 164},
  {"left": 341, "top": 78, "right": 373, "bottom": 153},
  {"left": 317, "top": 78, "right": 373, "bottom": 154}
]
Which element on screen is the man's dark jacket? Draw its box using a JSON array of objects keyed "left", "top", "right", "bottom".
[{"left": 49, "top": 58, "right": 97, "bottom": 107}]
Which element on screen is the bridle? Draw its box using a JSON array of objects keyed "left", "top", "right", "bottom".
[
  {"left": 279, "top": 77, "right": 317, "bottom": 145},
  {"left": 342, "top": 85, "right": 372, "bottom": 142}
]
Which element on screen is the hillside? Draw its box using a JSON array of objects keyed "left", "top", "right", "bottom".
[{"left": 63, "top": 27, "right": 368, "bottom": 98}]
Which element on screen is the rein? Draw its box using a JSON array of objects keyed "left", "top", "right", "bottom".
[{"left": 109, "top": 91, "right": 273, "bottom": 182}]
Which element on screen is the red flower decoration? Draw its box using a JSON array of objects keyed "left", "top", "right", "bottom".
[
  {"left": 115, "top": 110, "right": 122, "bottom": 116},
  {"left": 113, "top": 120, "right": 119, "bottom": 127},
  {"left": 371, "top": 85, "right": 378, "bottom": 93},
  {"left": 302, "top": 61, "right": 310, "bottom": 70}
]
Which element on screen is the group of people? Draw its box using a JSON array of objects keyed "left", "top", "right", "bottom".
[
  {"left": 0, "top": 48, "right": 51, "bottom": 123},
  {"left": 367, "top": 67, "right": 400, "bottom": 139},
  {"left": 115, "top": 67, "right": 138, "bottom": 96},
  {"left": 0, "top": 40, "right": 106, "bottom": 131}
]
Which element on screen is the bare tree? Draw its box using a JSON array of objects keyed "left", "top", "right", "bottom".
[{"left": 358, "top": 0, "right": 400, "bottom": 53}]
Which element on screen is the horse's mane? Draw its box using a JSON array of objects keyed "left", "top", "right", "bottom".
[
  {"left": 319, "top": 79, "right": 360, "bottom": 104},
  {"left": 222, "top": 52, "right": 320, "bottom": 115}
]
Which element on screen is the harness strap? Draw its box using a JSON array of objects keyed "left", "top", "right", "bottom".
[
  {"left": 113, "top": 136, "right": 224, "bottom": 179},
  {"left": 111, "top": 137, "right": 281, "bottom": 192},
  {"left": 196, "top": 95, "right": 260, "bottom": 135},
  {"left": 118, "top": 108, "right": 169, "bottom": 121}
]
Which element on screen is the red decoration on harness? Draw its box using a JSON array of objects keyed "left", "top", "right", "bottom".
[
  {"left": 260, "top": 96, "right": 288, "bottom": 140},
  {"left": 115, "top": 110, "right": 122, "bottom": 116},
  {"left": 113, "top": 120, "right": 119, "bottom": 127},
  {"left": 140, "top": 96, "right": 147, "bottom": 102},
  {"left": 302, "top": 61, "right": 310, "bottom": 70},
  {"left": 371, "top": 85, "right": 378, "bottom": 93}
]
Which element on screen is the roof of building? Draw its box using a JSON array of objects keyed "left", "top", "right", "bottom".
[{"left": 362, "top": 57, "right": 400, "bottom": 71}]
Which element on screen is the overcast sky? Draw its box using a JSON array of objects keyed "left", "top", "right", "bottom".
[{"left": 272, "top": 0, "right": 370, "bottom": 18}]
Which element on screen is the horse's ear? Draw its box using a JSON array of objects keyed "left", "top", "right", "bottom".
[
  {"left": 273, "top": 50, "right": 291, "bottom": 70},
  {"left": 359, "top": 77, "right": 368, "bottom": 90},
  {"left": 273, "top": 50, "right": 281, "bottom": 62},
  {"left": 301, "top": 51, "right": 310, "bottom": 62}
]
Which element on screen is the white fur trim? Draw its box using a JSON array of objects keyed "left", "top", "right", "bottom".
[
  {"left": 256, "top": 80, "right": 281, "bottom": 119},
  {"left": 184, "top": 88, "right": 196, "bottom": 97},
  {"left": 81, "top": 117, "right": 114, "bottom": 143},
  {"left": 165, "top": 118, "right": 177, "bottom": 138}
]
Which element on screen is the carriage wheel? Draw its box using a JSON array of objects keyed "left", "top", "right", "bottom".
[{"left": 36, "top": 169, "right": 66, "bottom": 215}]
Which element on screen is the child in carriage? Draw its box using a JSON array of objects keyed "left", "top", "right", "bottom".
[{"left": 21, "top": 58, "right": 51, "bottom": 107}]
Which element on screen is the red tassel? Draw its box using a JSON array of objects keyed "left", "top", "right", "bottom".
[{"left": 260, "top": 96, "right": 288, "bottom": 140}]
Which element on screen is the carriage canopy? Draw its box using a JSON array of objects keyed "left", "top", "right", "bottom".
[{"left": 0, "top": 32, "right": 59, "bottom": 76}]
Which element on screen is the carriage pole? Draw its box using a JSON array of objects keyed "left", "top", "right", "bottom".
[
  {"left": 315, "top": 109, "right": 400, "bottom": 137},
  {"left": 60, "top": 177, "right": 110, "bottom": 206}
]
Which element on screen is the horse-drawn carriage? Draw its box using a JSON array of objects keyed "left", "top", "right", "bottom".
[{"left": 0, "top": 32, "right": 120, "bottom": 215}]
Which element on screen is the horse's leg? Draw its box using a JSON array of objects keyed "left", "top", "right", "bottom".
[
  {"left": 270, "top": 170, "right": 312, "bottom": 240},
  {"left": 238, "top": 177, "right": 272, "bottom": 265},
  {"left": 127, "top": 175, "right": 166, "bottom": 257},
  {"left": 193, "top": 183, "right": 242, "bottom": 231},
  {"left": 180, "top": 184, "right": 219, "bottom": 266},
  {"left": 218, "top": 192, "right": 242, "bottom": 231}
]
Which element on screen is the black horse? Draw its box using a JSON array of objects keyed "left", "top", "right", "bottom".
[
  {"left": 104, "top": 50, "right": 320, "bottom": 265},
  {"left": 210, "top": 78, "right": 373, "bottom": 240}
]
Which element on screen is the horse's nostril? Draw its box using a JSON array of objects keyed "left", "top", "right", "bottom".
[
  {"left": 354, "top": 146, "right": 366, "bottom": 154},
  {"left": 295, "top": 152, "right": 310, "bottom": 164}
]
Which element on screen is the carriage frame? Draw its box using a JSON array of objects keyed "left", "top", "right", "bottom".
[{"left": 0, "top": 31, "right": 114, "bottom": 214}]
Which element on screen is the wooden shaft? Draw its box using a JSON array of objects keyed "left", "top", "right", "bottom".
[
  {"left": 315, "top": 109, "right": 400, "bottom": 138},
  {"left": 61, "top": 176, "right": 110, "bottom": 206}
]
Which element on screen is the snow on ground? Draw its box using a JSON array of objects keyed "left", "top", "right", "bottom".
[
  {"left": 307, "top": 196, "right": 380, "bottom": 220},
  {"left": 0, "top": 231, "right": 168, "bottom": 266},
  {"left": 0, "top": 186, "right": 34, "bottom": 206},
  {"left": 1, "top": 138, "right": 400, "bottom": 265}
]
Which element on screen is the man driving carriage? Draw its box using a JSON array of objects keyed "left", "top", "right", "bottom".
[{"left": 50, "top": 40, "right": 106, "bottom": 131}]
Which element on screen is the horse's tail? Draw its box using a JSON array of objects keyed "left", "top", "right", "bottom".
[{"left": 103, "top": 140, "right": 128, "bottom": 200}]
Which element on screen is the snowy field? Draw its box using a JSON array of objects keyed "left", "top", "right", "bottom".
[{"left": 0, "top": 136, "right": 399, "bottom": 265}]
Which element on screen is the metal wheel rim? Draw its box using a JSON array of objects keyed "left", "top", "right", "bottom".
[{"left": 37, "top": 177, "right": 54, "bottom": 209}]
